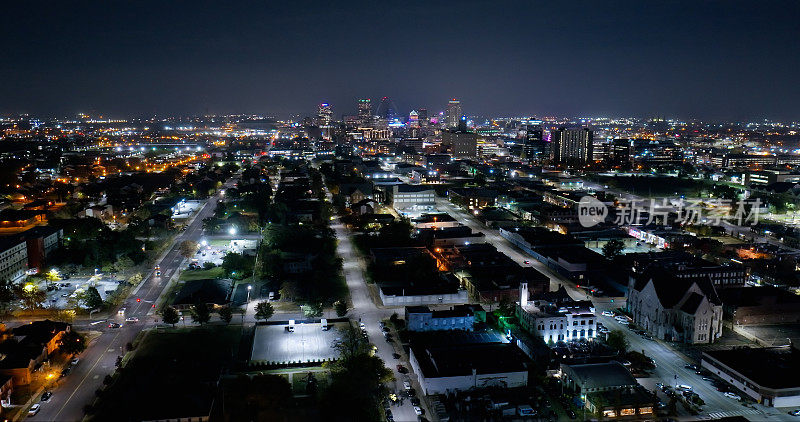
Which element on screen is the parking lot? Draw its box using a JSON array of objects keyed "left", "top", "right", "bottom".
[
  {"left": 191, "top": 238, "right": 259, "bottom": 269},
  {"left": 250, "top": 321, "right": 345, "bottom": 364},
  {"left": 171, "top": 199, "right": 204, "bottom": 220},
  {"left": 41, "top": 276, "right": 122, "bottom": 309}
]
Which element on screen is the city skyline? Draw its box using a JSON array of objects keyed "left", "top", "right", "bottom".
[{"left": 1, "top": 0, "right": 799, "bottom": 120}]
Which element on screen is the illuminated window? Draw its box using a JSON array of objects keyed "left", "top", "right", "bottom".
[
  {"left": 640, "top": 407, "right": 653, "bottom": 414},
  {"left": 620, "top": 408, "right": 635, "bottom": 416},
  {"left": 603, "top": 410, "right": 616, "bottom": 418}
]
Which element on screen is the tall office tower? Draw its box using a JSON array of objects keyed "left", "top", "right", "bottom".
[
  {"left": 357, "top": 98, "right": 371, "bottom": 124},
  {"left": 408, "top": 110, "right": 419, "bottom": 127},
  {"left": 417, "top": 108, "right": 428, "bottom": 121},
  {"left": 521, "top": 124, "right": 543, "bottom": 160},
  {"left": 445, "top": 99, "right": 462, "bottom": 128},
  {"left": 377, "top": 96, "right": 396, "bottom": 120},
  {"left": 317, "top": 103, "right": 333, "bottom": 140},
  {"left": 317, "top": 103, "right": 333, "bottom": 126},
  {"left": 442, "top": 118, "right": 477, "bottom": 158},
  {"left": 609, "top": 138, "right": 634, "bottom": 166},
  {"left": 550, "top": 127, "right": 594, "bottom": 166}
]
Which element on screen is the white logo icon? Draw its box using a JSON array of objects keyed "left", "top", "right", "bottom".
[{"left": 578, "top": 196, "right": 607, "bottom": 227}]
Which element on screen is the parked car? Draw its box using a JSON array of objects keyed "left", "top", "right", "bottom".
[
  {"left": 404, "top": 381, "right": 412, "bottom": 390},
  {"left": 28, "top": 404, "right": 40, "bottom": 416},
  {"left": 788, "top": 409, "right": 800, "bottom": 416},
  {"left": 71, "top": 357, "right": 80, "bottom": 366},
  {"left": 125, "top": 317, "right": 139, "bottom": 323},
  {"left": 601, "top": 310, "right": 614, "bottom": 317},
  {"left": 108, "top": 322, "right": 122, "bottom": 328},
  {"left": 413, "top": 406, "right": 423, "bottom": 415},
  {"left": 724, "top": 392, "right": 741, "bottom": 400},
  {"left": 396, "top": 365, "right": 407, "bottom": 373},
  {"left": 40, "top": 391, "right": 52, "bottom": 402},
  {"left": 675, "top": 384, "right": 693, "bottom": 392},
  {"left": 392, "top": 353, "right": 401, "bottom": 359}
]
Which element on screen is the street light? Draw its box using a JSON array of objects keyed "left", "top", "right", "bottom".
[
  {"left": 243, "top": 285, "right": 252, "bottom": 322},
  {"left": 229, "top": 226, "right": 237, "bottom": 236}
]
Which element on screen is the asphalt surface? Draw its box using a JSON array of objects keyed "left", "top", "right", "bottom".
[
  {"left": 332, "top": 218, "right": 424, "bottom": 422},
  {"left": 29, "top": 181, "right": 233, "bottom": 422}
]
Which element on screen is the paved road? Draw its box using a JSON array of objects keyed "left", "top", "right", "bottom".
[
  {"left": 29, "top": 180, "right": 235, "bottom": 422},
  {"left": 597, "top": 314, "right": 798, "bottom": 420},
  {"left": 434, "top": 196, "right": 590, "bottom": 302},
  {"left": 331, "top": 218, "right": 424, "bottom": 422}
]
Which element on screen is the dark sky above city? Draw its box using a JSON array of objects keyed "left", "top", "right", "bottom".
[{"left": 1, "top": 0, "right": 799, "bottom": 121}]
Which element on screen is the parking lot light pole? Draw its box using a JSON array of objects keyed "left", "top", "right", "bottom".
[{"left": 243, "top": 285, "right": 252, "bottom": 322}]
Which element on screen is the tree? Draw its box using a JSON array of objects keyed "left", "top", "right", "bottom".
[
  {"left": 15, "top": 283, "right": 47, "bottom": 309},
  {"left": 45, "top": 268, "right": 62, "bottom": 283},
  {"left": 162, "top": 306, "right": 180, "bottom": 326},
  {"left": 301, "top": 303, "right": 323, "bottom": 317},
  {"left": 254, "top": 301, "right": 274, "bottom": 321},
  {"left": 179, "top": 240, "right": 199, "bottom": 259},
  {"left": 602, "top": 239, "right": 625, "bottom": 260},
  {"left": 59, "top": 330, "right": 86, "bottom": 355},
  {"left": 219, "top": 306, "right": 233, "bottom": 324},
  {"left": 606, "top": 330, "right": 629, "bottom": 353},
  {"left": 222, "top": 252, "right": 254, "bottom": 278},
  {"left": 320, "top": 325, "right": 395, "bottom": 420},
  {"left": 334, "top": 300, "right": 348, "bottom": 317},
  {"left": 497, "top": 297, "right": 515, "bottom": 317},
  {"left": 191, "top": 302, "right": 211, "bottom": 325},
  {"left": 84, "top": 286, "right": 104, "bottom": 309},
  {"left": 127, "top": 273, "right": 143, "bottom": 286},
  {"left": 55, "top": 309, "right": 76, "bottom": 323},
  {"left": 115, "top": 256, "right": 135, "bottom": 274}
]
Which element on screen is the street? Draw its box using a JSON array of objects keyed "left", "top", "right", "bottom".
[
  {"left": 332, "top": 218, "right": 422, "bottom": 422},
  {"left": 28, "top": 179, "right": 235, "bottom": 422}
]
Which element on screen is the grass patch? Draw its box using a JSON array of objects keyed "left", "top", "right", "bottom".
[
  {"left": 88, "top": 326, "right": 242, "bottom": 421},
  {"left": 179, "top": 266, "right": 224, "bottom": 281}
]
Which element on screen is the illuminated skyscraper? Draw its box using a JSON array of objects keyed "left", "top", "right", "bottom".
[
  {"left": 357, "top": 98, "right": 371, "bottom": 124},
  {"left": 521, "top": 122, "right": 544, "bottom": 160},
  {"left": 377, "top": 97, "right": 396, "bottom": 120},
  {"left": 317, "top": 103, "right": 333, "bottom": 126},
  {"left": 550, "top": 127, "right": 594, "bottom": 166},
  {"left": 317, "top": 102, "right": 333, "bottom": 139},
  {"left": 445, "top": 99, "right": 462, "bottom": 129},
  {"left": 408, "top": 110, "right": 419, "bottom": 127}
]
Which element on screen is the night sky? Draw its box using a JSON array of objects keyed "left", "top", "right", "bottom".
[{"left": 1, "top": 0, "right": 799, "bottom": 121}]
